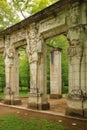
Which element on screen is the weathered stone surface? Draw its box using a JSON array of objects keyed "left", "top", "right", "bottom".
[
  {"left": 50, "top": 49, "right": 62, "bottom": 99},
  {"left": 66, "top": 107, "right": 83, "bottom": 117},
  {"left": 3, "top": 99, "right": 22, "bottom": 105},
  {"left": 50, "top": 94, "right": 62, "bottom": 99},
  {"left": 28, "top": 102, "right": 50, "bottom": 110},
  {"left": 0, "top": 0, "right": 86, "bottom": 116}
]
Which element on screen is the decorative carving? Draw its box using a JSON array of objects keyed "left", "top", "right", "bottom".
[
  {"left": 26, "top": 23, "right": 38, "bottom": 63},
  {"left": 68, "top": 89, "right": 87, "bottom": 100},
  {"left": 68, "top": 89, "right": 83, "bottom": 100},
  {"left": 4, "top": 46, "right": 15, "bottom": 66},
  {"left": 67, "top": 27, "right": 83, "bottom": 62},
  {"left": 68, "top": 39, "right": 82, "bottom": 59}
]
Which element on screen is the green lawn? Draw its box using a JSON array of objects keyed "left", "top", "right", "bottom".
[
  {"left": 0, "top": 114, "right": 68, "bottom": 130},
  {"left": 0, "top": 90, "right": 28, "bottom": 99}
]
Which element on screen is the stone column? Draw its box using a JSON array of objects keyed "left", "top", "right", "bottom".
[
  {"left": 50, "top": 48, "right": 62, "bottom": 99},
  {"left": 4, "top": 35, "right": 21, "bottom": 105},
  {"left": 83, "top": 28, "right": 87, "bottom": 118},
  {"left": 66, "top": 26, "right": 87, "bottom": 117},
  {"left": 66, "top": 1, "right": 87, "bottom": 117},
  {"left": 26, "top": 24, "right": 49, "bottom": 110}
]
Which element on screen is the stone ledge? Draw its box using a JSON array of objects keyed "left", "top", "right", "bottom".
[
  {"left": 65, "top": 107, "right": 84, "bottom": 118},
  {"left": 28, "top": 103, "right": 50, "bottom": 110},
  {"left": 3, "top": 99, "right": 22, "bottom": 105},
  {"left": 50, "top": 94, "right": 62, "bottom": 99}
]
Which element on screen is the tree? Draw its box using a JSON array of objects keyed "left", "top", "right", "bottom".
[
  {"left": 0, "top": 0, "right": 19, "bottom": 30},
  {"left": 9, "top": 0, "right": 58, "bottom": 19}
]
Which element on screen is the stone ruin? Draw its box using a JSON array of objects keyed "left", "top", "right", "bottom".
[{"left": 0, "top": 0, "right": 87, "bottom": 117}]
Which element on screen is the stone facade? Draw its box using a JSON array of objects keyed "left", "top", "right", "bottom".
[
  {"left": 50, "top": 48, "right": 62, "bottom": 99},
  {"left": 0, "top": 0, "right": 87, "bottom": 116}
]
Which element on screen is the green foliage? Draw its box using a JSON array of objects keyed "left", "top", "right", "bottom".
[
  {"left": 18, "top": 47, "right": 30, "bottom": 90},
  {"left": 0, "top": 0, "right": 19, "bottom": 30},
  {"left": 0, "top": 114, "right": 69, "bottom": 130},
  {"left": 10, "top": 0, "right": 58, "bottom": 18},
  {"left": 0, "top": 54, "right": 5, "bottom": 92}
]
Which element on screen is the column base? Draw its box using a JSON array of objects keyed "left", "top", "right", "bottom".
[
  {"left": 50, "top": 94, "right": 62, "bottom": 99},
  {"left": 83, "top": 100, "right": 87, "bottom": 118},
  {"left": 84, "top": 109, "right": 87, "bottom": 118},
  {"left": 28, "top": 102, "right": 50, "bottom": 110},
  {"left": 65, "top": 107, "right": 83, "bottom": 117},
  {"left": 3, "top": 99, "right": 22, "bottom": 105}
]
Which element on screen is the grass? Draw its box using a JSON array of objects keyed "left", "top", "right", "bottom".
[
  {"left": 0, "top": 114, "right": 69, "bottom": 130},
  {"left": 19, "top": 90, "right": 28, "bottom": 97},
  {"left": 0, "top": 90, "right": 28, "bottom": 99}
]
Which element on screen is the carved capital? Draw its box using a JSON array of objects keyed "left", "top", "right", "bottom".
[
  {"left": 26, "top": 23, "right": 44, "bottom": 64},
  {"left": 67, "top": 26, "right": 84, "bottom": 62},
  {"left": 67, "top": 89, "right": 83, "bottom": 100},
  {"left": 68, "top": 89, "right": 87, "bottom": 100}
]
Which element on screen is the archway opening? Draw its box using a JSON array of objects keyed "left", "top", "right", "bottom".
[
  {"left": 18, "top": 46, "right": 30, "bottom": 105},
  {"left": 0, "top": 53, "right": 5, "bottom": 99},
  {"left": 46, "top": 34, "right": 68, "bottom": 113}
]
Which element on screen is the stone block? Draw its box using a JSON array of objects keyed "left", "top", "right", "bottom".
[
  {"left": 28, "top": 102, "right": 50, "bottom": 110},
  {"left": 84, "top": 109, "right": 87, "bottom": 118},
  {"left": 50, "top": 94, "right": 62, "bottom": 99},
  {"left": 3, "top": 99, "right": 22, "bottom": 105},
  {"left": 66, "top": 98, "right": 84, "bottom": 117},
  {"left": 66, "top": 107, "right": 83, "bottom": 117}
]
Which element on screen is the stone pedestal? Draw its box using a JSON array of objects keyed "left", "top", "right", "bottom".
[
  {"left": 66, "top": 91, "right": 83, "bottom": 117},
  {"left": 50, "top": 49, "right": 62, "bottom": 99},
  {"left": 28, "top": 93, "right": 50, "bottom": 110},
  {"left": 4, "top": 99, "right": 21, "bottom": 105}
]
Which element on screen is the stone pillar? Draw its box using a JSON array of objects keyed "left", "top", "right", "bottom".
[
  {"left": 83, "top": 29, "right": 87, "bottom": 118},
  {"left": 50, "top": 48, "right": 62, "bottom": 99},
  {"left": 65, "top": 1, "right": 87, "bottom": 117},
  {"left": 4, "top": 35, "right": 21, "bottom": 105},
  {"left": 26, "top": 24, "right": 49, "bottom": 110},
  {"left": 66, "top": 26, "right": 87, "bottom": 117}
]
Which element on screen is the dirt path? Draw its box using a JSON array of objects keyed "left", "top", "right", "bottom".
[
  {"left": 0, "top": 104, "right": 87, "bottom": 130},
  {"left": 20, "top": 97, "right": 67, "bottom": 114},
  {"left": 0, "top": 98, "right": 87, "bottom": 130}
]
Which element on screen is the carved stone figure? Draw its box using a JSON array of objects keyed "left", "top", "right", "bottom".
[
  {"left": 4, "top": 46, "right": 15, "bottom": 67},
  {"left": 26, "top": 24, "right": 38, "bottom": 64},
  {"left": 67, "top": 27, "right": 83, "bottom": 63},
  {"left": 68, "top": 39, "right": 83, "bottom": 62}
]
